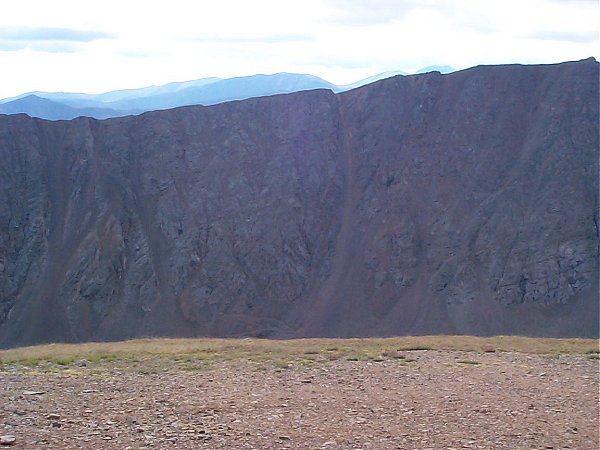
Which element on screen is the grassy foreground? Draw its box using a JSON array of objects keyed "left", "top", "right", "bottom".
[{"left": 0, "top": 336, "right": 598, "bottom": 371}]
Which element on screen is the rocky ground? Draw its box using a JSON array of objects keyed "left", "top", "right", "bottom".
[{"left": 1, "top": 349, "right": 598, "bottom": 449}]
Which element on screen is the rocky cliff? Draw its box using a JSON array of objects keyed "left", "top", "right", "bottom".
[{"left": 0, "top": 58, "right": 597, "bottom": 347}]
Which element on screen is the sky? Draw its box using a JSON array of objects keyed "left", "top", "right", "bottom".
[{"left": 0, "top": 0, "right": 597, "bottom": 98}]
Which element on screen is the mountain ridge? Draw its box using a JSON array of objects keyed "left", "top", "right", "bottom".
[
  {"left": 0, "top": 58, "right": 597, "bottom": 348},
  {"left": 0, "top": 66, "right": 456, "bottom": 120}
]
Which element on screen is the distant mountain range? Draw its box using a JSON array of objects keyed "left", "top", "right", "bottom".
[
  {"left": 0, "top": 94, "right": 135, "bottom": 120},
  {"left": 0, "top": 66, "right": 455, "bottom": 120}
]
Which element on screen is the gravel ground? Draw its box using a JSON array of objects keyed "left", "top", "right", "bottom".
[{"left": 1, "top": 350, "right": 598, "bottom": 449}]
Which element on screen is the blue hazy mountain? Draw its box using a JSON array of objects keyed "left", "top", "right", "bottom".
[
  {"left": 0, "top": 77, "right": 222, "bottom": 106},
  {"left": 102, "top": 73, "right": 337, "bottom": 110},
  {"left": 0, "top": 73, "right": 335, "bottom": 120},
  {"left": 0, "top": 95, "right": 135, "bottom": 120},
  {"left": 415, "top": 65, "right": 455, "bottom": 74},
  {"left": 0, "top": 67, "right": 455, "bottom": 120},
  {"left": 338, "top": 70, "right": 408, "bottom": 91},
  {"left": 18, "top": 77, "right": 224, "bottom": 108}
]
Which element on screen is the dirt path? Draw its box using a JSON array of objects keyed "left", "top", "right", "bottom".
[{"left": 1, "top": 350, "right": 598, "bottom": 449}]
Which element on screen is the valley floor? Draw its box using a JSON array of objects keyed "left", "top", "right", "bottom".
[{"left": 0, "top": 341, "right": 598, "bottom": 449}]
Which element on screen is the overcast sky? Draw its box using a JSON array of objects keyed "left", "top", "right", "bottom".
[{"left": 0, "top": 0, "right": 597, "bottom": 98}]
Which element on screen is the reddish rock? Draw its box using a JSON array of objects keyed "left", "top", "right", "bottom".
[{"left": 0, "top": 58, "right": 597, "bottom": 347}]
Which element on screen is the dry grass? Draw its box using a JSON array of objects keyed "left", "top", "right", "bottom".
[{"left": 0, "top": 335, "right": 597, "bottom": 371}]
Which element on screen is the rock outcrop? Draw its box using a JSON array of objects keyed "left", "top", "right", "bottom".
[{"left": 0, "top": 58, "right": 597, "bottom": 347}]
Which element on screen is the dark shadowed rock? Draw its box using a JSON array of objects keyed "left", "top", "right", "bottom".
[{"left": 0, "top": 58, "right": 597, "bottom": 347}]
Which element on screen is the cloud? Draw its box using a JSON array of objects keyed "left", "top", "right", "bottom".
[
  {"left": 0, "top": 27, "right": 113, "bottom": 53},
  {"left": 323, "top": 0, "right": 424, "bottom": 25},
  {"left": 299, "top": 55, "right": 374, "bottom": 69},
  {"left": 189, "top": 33, "right": 315, "bottom": 44},
  {"left": 531, "top": 30, "right": 598, "bottom": 43},
  {"left": 116, "top": 49, "right": 168, "bottom": 58},
  {"left": 0, "top": 40, "right": 81, "bottom": 53},
  {"left": 0, "top": 27, "right": 114, "bottom": 42},
  {"left": 0, "top": 40, "right": 25, "bottom": 51}
]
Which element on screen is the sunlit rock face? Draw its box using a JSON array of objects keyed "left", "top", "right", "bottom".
[{"left": 0, "top": 58, "right": 597, "bottom": 347}]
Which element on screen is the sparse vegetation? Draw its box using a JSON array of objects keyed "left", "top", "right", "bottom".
[
  {"left": 585, "top": 349, "right": 600, "bottom": 360},
  {"left": 456, "top": 359, "right": 481, "bottom": 365},
  {"left": 0, "top": 336, "right": 597, "bottom": 372}
]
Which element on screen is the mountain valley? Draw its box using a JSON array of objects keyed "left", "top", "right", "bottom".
[{"left": 0, "top": 58, "right": 597, "bottom": 347}]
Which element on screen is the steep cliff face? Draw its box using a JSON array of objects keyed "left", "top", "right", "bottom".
[
  {"left": 0, "top": 59, "right": 597, "bottom": 347},
  {"left": 298, "top": 59, "right": 599, "bottom": 338}
]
